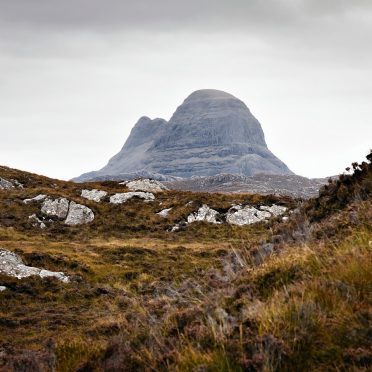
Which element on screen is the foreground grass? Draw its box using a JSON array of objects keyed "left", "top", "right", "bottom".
[{"left": 0, "top": 158, "right": 371, "bottom": 371}]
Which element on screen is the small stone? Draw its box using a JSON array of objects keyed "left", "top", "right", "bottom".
[
  {"left": 0, "top": 286, "right": 6, "bottom": 292},
  {"left": 157, "top": 208, "right": 172, "bottom": 218}
]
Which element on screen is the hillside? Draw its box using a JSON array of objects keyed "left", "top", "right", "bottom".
[{"left": 0, "top": 152, "right": 371, "bottom": 371}]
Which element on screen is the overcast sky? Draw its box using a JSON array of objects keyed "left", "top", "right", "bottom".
[{"left": 1, "top": 0, "right": 371, "bottom": 180}]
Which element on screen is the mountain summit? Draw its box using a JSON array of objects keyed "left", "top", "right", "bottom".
[{"left": 75, "top": 89, "right": 293, "bottom": 181}]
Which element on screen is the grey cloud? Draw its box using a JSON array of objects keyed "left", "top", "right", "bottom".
[{"left": 0, "top": 0, "right": 371, "bottom": 31}]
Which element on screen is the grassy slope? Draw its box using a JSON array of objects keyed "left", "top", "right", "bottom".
[{"left": 0, "top": 156, "right": 371, "bottom": 371}]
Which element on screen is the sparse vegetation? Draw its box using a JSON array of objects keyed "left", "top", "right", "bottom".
[{"left": 0, "top": 153, "right": 371, "bottom": 371}]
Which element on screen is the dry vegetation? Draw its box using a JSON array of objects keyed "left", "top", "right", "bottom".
[{"left": 0, "top": 153, "right": 371, "bottom": 371}]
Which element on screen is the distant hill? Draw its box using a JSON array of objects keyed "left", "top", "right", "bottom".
[
  {"left": 165, "top": 173, "right": 332, "bottom": 199},
  {"left": 74, "top": 89, "right": 293, "bottom": 182}
]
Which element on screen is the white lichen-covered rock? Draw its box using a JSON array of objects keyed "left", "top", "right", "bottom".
[
  {"left": 28, "top": 214, "right": 47, "bottom": 229},
  {"left": 226, "top": 206, "right": 263, "bottom": 226},
  {"left": 81, "top": 189, "right": 108, "bottom": 202},
  {"left": 41, "top": 198, "right": 69, "bottom": 219},
  {"left": 123, "top": 179, "right": 168, "bottom": 192},
  {"left": 226, "top": 204, "right": 287, "bottom": 226},
  {"left": 187, "top": 205, "right": 221, "bottom": 224},
  {"left": 64, "top": 201, "right": 94, "bottom": 226},
  {"left": 260, "top": 205, "right": 287, "bottom": 216},
  {"left": 0, "top": 177, "right": 14, "bottom": 190},
  {"left": 110, "top": 192, "right": 155, "bottom": 204},
  {"left": 0, "top": 249, "right": 69, "bottom": 283},
  {"left": 23, "top": 194, "right": 47, "bottom": 204},
  {"left": 157, "top": 208, "right": 172, "bottom": 218}
]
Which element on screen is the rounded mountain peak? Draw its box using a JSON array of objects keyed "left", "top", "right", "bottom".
[{"left": 185, "top": 89, "right": 239, "bottom": 102}]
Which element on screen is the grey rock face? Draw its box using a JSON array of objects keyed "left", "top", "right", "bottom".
[
  {"left": 65, "top": 201, "right": 95, "bottom": 226},
  {"left": 81, "top": 189, "right": 108, "bottom": 202},
  {"left": 41, "top": 198, "right": 70, "bottom": 219},
  {"left": 110, "top": 192, "right": 155, "bottom": 204},
  {"left": 0, "top": 249, "right": 69, "bottom": 283},
  {"left": 74, "top": 89, "right": 293, "bottom": 181},
  {"left": 123, "top": 179, "right": 168, "bottom": 192}
]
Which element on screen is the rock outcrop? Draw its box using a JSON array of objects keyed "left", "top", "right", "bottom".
[
  {"left": 40, "top": 197, "right": 94, "bottom": 225},
  {"left": 23, "top": 194, "right": 47, "bottom": 204},
  {"left": 187, "top": 205, "right": 221, "bottom": 224},
  {"left": 226, "top": 205, "right": 287, "bottom": 226},
  {"left": 0, "top": 177, "right": 14, "bottom": 190},
  {"left": 74, "top": 89, "right": 293, "bottom": 181},
  {"left": 171, "top": 203, "right": 288, "bottom": 231},
  {"left": 81, "top": 189, "right": 108, "bottom": 202},
  {"left": 0, "top": 249, "right": 69, "bottom": 283},
  {"left": 123, "top": 179, "right": 168, "bottom": 192},
  {"left": 110, "top": 192, "right": 155, "bottom": 204}
]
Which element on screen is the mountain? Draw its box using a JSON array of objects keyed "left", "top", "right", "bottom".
[{"left": 74, "top": 89, "right": 293, "bottom": 182}]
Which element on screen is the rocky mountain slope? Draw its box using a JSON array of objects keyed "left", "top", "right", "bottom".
[
  {"left": 75, "top": 89, "right": 293, "bottom": 181},
  {"left": 166, "top": 173, "right": 331, "bottom": 198}
]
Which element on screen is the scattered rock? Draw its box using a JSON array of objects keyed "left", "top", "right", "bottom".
[
  {"left": 41, "top": 198, "right": 69, "bottom": 219},
  {"left": 0, "top": 249, "right": 69, "bottom": 283},
  {"left": 110, "top": 192, "right": 155, "bottom": 204},
  {"left": 81, "top": 189, "right": 108, "bottom": 202},
  {"left": 28, "top": 214, "right": 47, "bottom": 229},
  {"left": 123, "top": 179, "right": 168, "bottom": 192},
  {"left": 226, "top": 204, "right": 287, "bottom": 226},
  {"left": 0, "top": 178, "right": 14, "bottom": 190},
  {"left": 23, "top": 194, "right": 47, "bottom": 204},
  {"left": 260, "top": 205, "right": 287, "bottom": 216},
  {"left": 226, "top": 206, "right": 266, "bottom": 226},
  {"left": 187, "top": 205, "right": 221, "bottom": 224},
  {"left": 64, "top": 201, "right": 94, "bottom": 226},
  {"left": 0, "top": 286, "right": 6, "bottom": 292},
  {"left": 157, "top": 208, "right": 172, "bottom": 218}
]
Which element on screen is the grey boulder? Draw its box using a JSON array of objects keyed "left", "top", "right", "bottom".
[
  {"left": 187, "top": 205, "right": 221, "bottom": 224},
  {"left": 0, "top": 249, "right": 69, "bottom": 283},
  {"left": 123, "top": 179, "right": 168, "bottom": 192},
  {"left": 81, "top": 189, "right": 108, "bottom": 202},
  {"left": 41, "top": 198, "right": 69, "bottom": 219},
  {"left": 65, "top": 201, "right": 95, "bottom": 226},
  {"left": 110, "top": 192, "right": 155, "bottom": 204}
]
